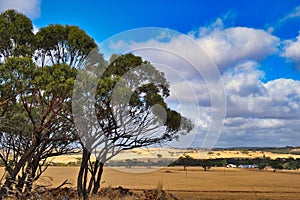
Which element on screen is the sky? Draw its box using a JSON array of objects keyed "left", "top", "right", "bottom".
[{"left": 1, "top": 0, "right": 300, "bottom": 148}]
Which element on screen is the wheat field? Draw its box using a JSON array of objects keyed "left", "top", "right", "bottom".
[
  {"left": 8, "top": 166, "right": 296, "bottom": 199},
  {"left": 1, "top": 149, "right": 300, "bottom": 199}
]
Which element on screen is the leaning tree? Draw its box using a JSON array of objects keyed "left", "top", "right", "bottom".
[
  {"left": 73, "top": 53, "right": 193, "bottom": 198},
  {"left": 0, "top": 10, "right": 96, "bottom": 198},
  {"left": 0, "top": 58, "right": 78, "bottom": 196}
]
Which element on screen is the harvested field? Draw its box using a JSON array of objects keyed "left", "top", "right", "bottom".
[{"left": 1, "top": 166, "right": 298, "bottom": 199}]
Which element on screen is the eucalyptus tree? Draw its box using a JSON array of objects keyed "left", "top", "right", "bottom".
[
  {"left": 0, "top": 9, "right": 96, "bottom": 197},
  {"left": 0, "top": 57, "right": 79, "bottom": 196},
  {"left": 35, "top": 24, "right": 96, "bottom": 68},
  {"left": 74, "top": 53, "right": 193, "bottom": 198},
  {"left": 0, "top": 9, "right": 34, "bottom": 60}
]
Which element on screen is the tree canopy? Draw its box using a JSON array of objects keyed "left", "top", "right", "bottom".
[
  {"left": 0, "top": 9, "right": 95, "bottom": 198},
  {"left": 74, "top": 52, "right": 193, "bottom": 197},
  {"left": 0, "top": 9, "right": 193, "bottom": 199},
  {"left": 0, "top": 9, "right": 34, "bottom": 59},
  {"left": 35, "top": 24, "right": 96, "bottom": 67}
]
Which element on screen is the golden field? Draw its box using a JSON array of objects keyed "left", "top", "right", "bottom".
[
  {"left": 1, "top": 166, "right": 299, "bottom": 199},
  {"left": 46, "top": 148, "right": 300, "bottom": 164},
  {"left": 1, "top": 149, "right": 300, "bottom": 199}
]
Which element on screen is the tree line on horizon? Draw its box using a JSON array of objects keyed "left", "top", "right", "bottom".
[
  {"left": 0, "top": 9, "right": 193, "bottom": 199},
  {"left": 169, "top": 155, "right": 300, "bottom": 171}
]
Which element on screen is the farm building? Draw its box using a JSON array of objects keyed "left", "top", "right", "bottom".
[{"left": 238, "top": 164, "right": 258, "bottom": 169}]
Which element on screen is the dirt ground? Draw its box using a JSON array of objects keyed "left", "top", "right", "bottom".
[{"left": 1, "top": 166, "right": 297, "bottom": 199}]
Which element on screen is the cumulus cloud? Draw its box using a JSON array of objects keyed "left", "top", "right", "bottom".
[
  {"left": 282, "top": 33, "right": 300, "bottom": 68},
  {"left": 100, "top": 23, "right": 299, "bottom": 147},
  {"left": 192, "top": 61, "right": 300, "bottom": 147},
  {"left": 0, "top": 0, "right": 41, "bottom": 18},
  {"left": 107, "top": 23, "right": 279, "bottom": 74},
  {"left": 223, "top": 61, "right": 266, "bottom": 96},
  {"left": 192, "top": 26, "right": 280, "bottom": 71},
  {"left": 219, "top": 117, "right": 300, "bottom": 147},
  {"left": 224, "top": 62, "right": 300, "bottom": 119}
]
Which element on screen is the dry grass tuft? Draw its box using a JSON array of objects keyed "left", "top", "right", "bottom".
[
  {"left": 93, "top": 186, "right": 136, "bottom": 200},
  {"left": 91, "top": 184, "right": 179, "bottom": 200}
]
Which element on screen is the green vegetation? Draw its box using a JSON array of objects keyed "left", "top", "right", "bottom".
[
  {"left": 0, "top": 8, "right": 299, "bottom": 200},
  {"left": 213, "top": 146, "right": 300, "bottom": 155},
  {"left": 169, "top": 155, "right": 300, "bottom": 171},
  {"left": 0, "top": 9, "right": 192, "bottom": 199},
  {"left": 241, "top": 150, "right": 249, "bottom": 155},
  {"left": 107, "top": 159, "right": 172, "bottom": 167},
  {"left": 76, "top": 49, "right": 192, "bottom": 198}
]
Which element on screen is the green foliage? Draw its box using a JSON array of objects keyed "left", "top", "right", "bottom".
[
  {"left": 0, "top": 57, "right": 35, "bottom": 93},
  {"left": 222, "top": 159, "right": 227, "bottom": 166},
  {"left": 282, "top": 158, "right": 299, "bottom": 170},
  {"left": 170, "top": 156, "right": 300, "bottom": 171},
  {"left": 0, "top": 57, "right": 37, "bottom": 128},
  {"left": 0, "top": 9, "right": 90, "bottom": 196},
  {"left": 241, "top": 150, "right": 249, "bottom": 154},
  {"left": 258, "top": 162, "right": 267, "bottom": 170},
  {"left": 0, "top": 9, "right": 194, "bottom": 198},
  {"left": 0, "top": 10, "right": 34, "bottom": 58},
  {"left": 269, "top": 159, "right": 283, "bottom": 170},
  {"left": 35, "top": 24, "right": 96, "bottom": 67},
  {"left": 93, "top": 53, "right": 193, "bottom": 148},
  {"left": 215, "top": 147, "right": 300, "bottom": 155},
  {"left": 34, "top": 64, "right": 77, "bottom": 95},
  {"left": 76, "top": 53, "right": 193, "bottom": 196}
]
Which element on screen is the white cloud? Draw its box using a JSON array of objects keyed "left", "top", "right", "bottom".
[
  {"left": 279, "top": 5, "right": 300, "bottom": 24},
  {"left": 158, "top": 53, "right": 300, "bottom": 147},
  {"left": 193, "top": 26, "right": 279, "bottom": 71},
  {"left": 0, "top": 0, "right": 41, "bottom": 18},
  {"left": 224, "top": 62, "right": 300, "bottom": 120},
  {"left": 211, "top": 60, "right": 300, "bottom": 147},
  {"left": 33, "top": 24, "right": 39, "bottom": 34},
  {"left": 282, "top": 33, "right": 300, "bottom": 68},
  {"left": 223, "top": 61, "right": 266, "bottom": 96},
  {"left": 268, "top": 5, "right": 300, "bottom": 33},
  {"left": 195, "top": 18, "right": 224, "bottom": 37},
  {"left": 100, "top": 24, "right": 299, "bottom": 147},
  {"left": 217, "top": 118, "right": 300, "bottom": 147},
  {"left": 184, "top": 22, "right": 297, "bottom": 147},
  {"left": 106, "top": 23, "right": 279, "bottom": 74}
]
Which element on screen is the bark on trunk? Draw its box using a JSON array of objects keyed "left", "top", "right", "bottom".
[
  {"left": 92, "top": 162, "right": 104, "bottom": 194},
  {"left": 77, "top": 148, "right": 105, "bottom": 199},
  {"left": 77, "top": 148, "right": 91, "bottom": 199},
  {"left": 0, "top": 144, "right": 37, "bottom": 198}
]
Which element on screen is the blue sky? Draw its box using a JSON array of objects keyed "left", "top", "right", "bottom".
[{"left": 1, "top": 0, "right": 300, "bottom": 147}]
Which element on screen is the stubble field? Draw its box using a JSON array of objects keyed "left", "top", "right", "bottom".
[{"left": 15, "top": 166, "right": 300, "bottom": 200}]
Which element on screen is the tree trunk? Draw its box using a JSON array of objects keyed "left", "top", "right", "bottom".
[
  {"left": 92, "top": 162, "right": 104, "bottom": 194},
  {"left": 15, "top": 164, "right": 30, "bottom": 193},
  {"left": 77, "top": 148, "right": 91, "bottom": 199},
  {"left": 0, "top": 144, "right": 37, "bottom": 198},
  {"left": 77, "top": 148, "right": 105, "bottom": 199}
]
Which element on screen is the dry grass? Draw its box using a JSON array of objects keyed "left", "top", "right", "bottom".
[
  {"left": 1, "top": 148, "right": 300, "bottom": 199},
  {"left": 1, "top": 166, "right": 297, "bottom": 199},
  {"left": 43, "top": 149, "right": 300, "bottom": 164},
  {"left": 89, "top": 184, "right": 179, "bottom": 200}
]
